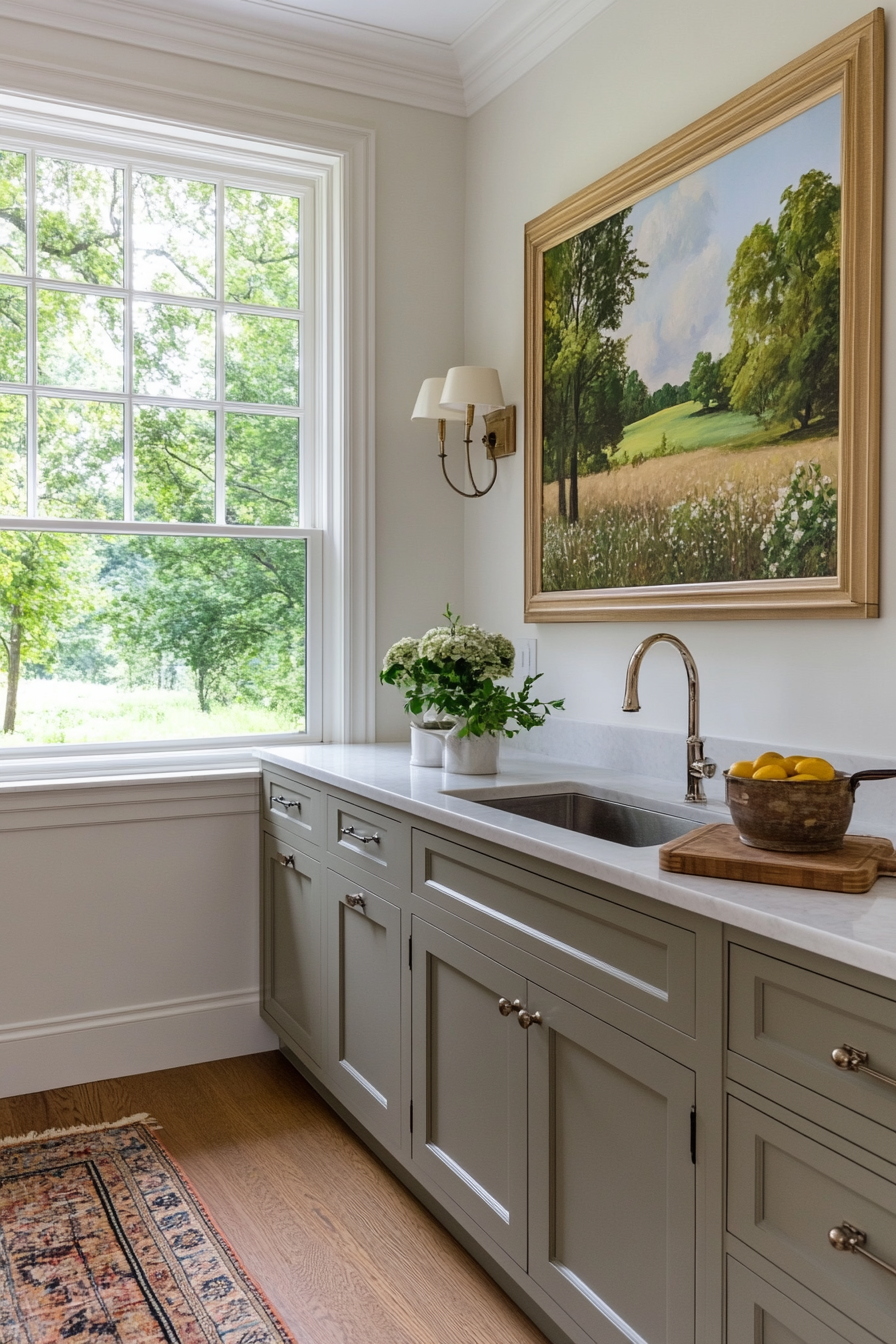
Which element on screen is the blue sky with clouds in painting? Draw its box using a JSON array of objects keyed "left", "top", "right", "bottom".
[{"left": 618, "top": 95, "right": 841, "bottom": 392}]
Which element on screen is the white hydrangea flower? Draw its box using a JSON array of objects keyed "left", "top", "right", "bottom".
[{"left": 382, "top": 636, "right": 421, "bottom": 674}]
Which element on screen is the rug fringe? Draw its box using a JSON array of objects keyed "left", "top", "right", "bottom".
[{"left": 0, "top": 1113, "right": 159, "bottom": 1148}]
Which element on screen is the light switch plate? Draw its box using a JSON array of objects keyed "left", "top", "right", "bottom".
[{"left": 517, "top": 638, "right": 537, "bottom": 678}]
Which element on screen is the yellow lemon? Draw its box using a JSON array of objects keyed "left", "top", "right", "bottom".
[
  {"left": 753, "top": 763, "right": 789, "bottom": 780},
  {"left": 780, "top": 756, "right": 806, "bottom": 776},
  {"left": 789, "top": 773, "right": 823, "bottom": 782},
  {"left": 795, "top": 757, "right": 836, "bottom": 781},
  {"left": 753, "top": 751, "right": 784, "bottom": 769},
  {"left": 728, "top": 760, "right": 755, "bottom": 778}
]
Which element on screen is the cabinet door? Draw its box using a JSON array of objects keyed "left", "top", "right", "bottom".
[
  {"left": 411, "top": 917, "right": 528, "bottom": 1267},
  {"left": 262, "top": 831, "right": 323, "bottom": 1065},
  {"left": 528, "top": 985, "right": 695, "bottom": 1344},
  {"left": 326, "top": 869, "right": 402, "bottom": 1148}
]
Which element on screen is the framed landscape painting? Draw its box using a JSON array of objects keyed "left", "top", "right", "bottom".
[{"left": 524, "top": 10, "right": 883, "bottom": 622}]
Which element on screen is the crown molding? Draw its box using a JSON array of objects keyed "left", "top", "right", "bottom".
[
  {"left": 457, "top": 0, "right": 619, "bottom": 115},
  {"left": 0, "top": 0, "right": 620, "bottom": 117},
  {"left": 0, "top": 0, "right": 467, "bottom": 116}
]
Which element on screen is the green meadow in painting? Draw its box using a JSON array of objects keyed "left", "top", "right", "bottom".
[{"left": 542, "top": 96, "right": 841, "bottom": 592}]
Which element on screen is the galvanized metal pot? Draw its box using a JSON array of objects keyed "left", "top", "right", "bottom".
[{"left": 724, "top": 769, "right": 896, "bottom": 853}]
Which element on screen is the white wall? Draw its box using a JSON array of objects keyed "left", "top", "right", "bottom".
[
  {"left": 0, "top": 21, "right": 468, "bottom": 1096},
  {"left": 463, "top": 0, "right": 896, "bottom": 762},
  {"left": 0, "top": 16, "right": 467, "bottom": 743}
]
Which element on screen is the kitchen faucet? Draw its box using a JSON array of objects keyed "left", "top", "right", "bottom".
[{"left": 621, "top": 633, "right": 716, "bottom": 803}]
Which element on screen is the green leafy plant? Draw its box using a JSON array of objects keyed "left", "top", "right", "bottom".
[{"left": 380, "top": 606, "right": 564, "bottom": 739}]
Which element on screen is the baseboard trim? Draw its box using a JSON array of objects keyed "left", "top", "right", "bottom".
[{"left": 0, "top": 992, "right": 276, "bottom": 1098}]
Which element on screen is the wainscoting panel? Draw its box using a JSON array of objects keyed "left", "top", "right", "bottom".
[{"left": 0, "top": 771, "right": 276, "bottom": 1099}]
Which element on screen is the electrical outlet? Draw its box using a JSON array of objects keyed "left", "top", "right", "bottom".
[{"left": 517, "top": 638, "right": 537, "bottom": 678}]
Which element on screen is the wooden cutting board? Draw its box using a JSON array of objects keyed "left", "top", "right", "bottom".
[{"left": 660, "top": 823, "right": 896, "bottom": 893}]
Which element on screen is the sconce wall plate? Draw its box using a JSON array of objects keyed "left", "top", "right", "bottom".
[{"left": 483, "top": 405, "right": 517, "bottom": 459}]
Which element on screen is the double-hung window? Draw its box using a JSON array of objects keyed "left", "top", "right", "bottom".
[{"left": 0, "top": 109, "right": 327, "bottom": 756}]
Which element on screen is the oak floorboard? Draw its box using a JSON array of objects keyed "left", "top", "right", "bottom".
[{"left": 0, "top": 1052, "right": 548, "bottom": 1344}]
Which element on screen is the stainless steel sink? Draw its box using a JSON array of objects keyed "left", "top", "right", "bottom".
[{"left": 474, "top": 792, "right": 698, "bottom": 847}]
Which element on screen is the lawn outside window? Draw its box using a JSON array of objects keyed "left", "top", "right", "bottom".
[{"left": 0, "top": 105, "right": 332, "bottom": 757}]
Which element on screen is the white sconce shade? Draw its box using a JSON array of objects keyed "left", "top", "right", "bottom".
[
  {"left": 411, "top": 377, "right": 465, "bottom": 421},
  {"left": 440, "top": 366, "right": 506, "bottom": 414}
]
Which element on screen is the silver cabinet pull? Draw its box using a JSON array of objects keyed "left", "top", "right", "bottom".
[
  {"left": 276, "top": 852, "right": 295, "bottom": 868},
  {"left": 272, "top": 795, "right": 302, "bottom": 811},
  {"left": 830, "top": 1222, "right": 896, "bottom": 1278},
  {"left": 832, "top": 1044, "right": 896, "bottom": 1090},
  {"left": 517, "top": 1009, "right": 543, "bottom": 1029},
  {"left": 340, "top": 825, "right": 381, "bottom": 845},
  {"left": 345, "top": 892, "right": 366, "bottom": 909},
  {"left": 498, "top": 997, "right": 522, "bottom": 1017}
]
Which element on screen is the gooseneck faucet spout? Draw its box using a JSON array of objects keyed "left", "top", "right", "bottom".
[{"left": 622, "top": 633, "right": 716, "bottom": 803}]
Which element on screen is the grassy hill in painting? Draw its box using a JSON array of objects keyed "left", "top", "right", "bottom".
[{"left": 611, "top": 401, "right": 774, "bottom": 463}]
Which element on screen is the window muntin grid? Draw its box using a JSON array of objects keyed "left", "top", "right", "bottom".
[{"left": 0, "top": 148, "right": 304, "bottom": 528}]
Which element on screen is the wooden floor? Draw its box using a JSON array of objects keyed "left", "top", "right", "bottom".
[{"left": 0, "top": 1052, "right": 548, "bottom": 1344}]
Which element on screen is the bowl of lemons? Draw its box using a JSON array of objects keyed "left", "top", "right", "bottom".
[{"left": 724, "top": 752, "right": 896, "bottom": 852}]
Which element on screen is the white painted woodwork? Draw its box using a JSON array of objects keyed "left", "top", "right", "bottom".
[{"left": 0, "top": 774, "right": 276, "bottom": 1099}]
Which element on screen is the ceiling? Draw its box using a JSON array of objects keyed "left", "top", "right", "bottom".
[{"left": 0, "top": 0, "right": 617, "bottom": 115}]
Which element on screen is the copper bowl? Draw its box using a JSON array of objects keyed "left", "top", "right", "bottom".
[{"left": 724, "top": 769, "right": 896, "bottom": 853}]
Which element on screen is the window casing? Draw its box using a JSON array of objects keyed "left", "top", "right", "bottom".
[{"left": 0, "top": 100, "right": 340, "bottom": 760}]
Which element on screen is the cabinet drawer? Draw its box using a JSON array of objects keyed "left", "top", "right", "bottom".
[
  {"left": 328, "top": 795, "right": 407, "bottom": 884},
  {"left": 727, "top": 1258, "right": 860, "bottom": 1344},
  {"left": 263, "top": 769, "right": 322, "bottom": 845},
  {"left": 729, "top": 945, "right": 896, "bottom": 1142},
  {"left": 728, "top": 1096, "right": 896, "bottom": 1343},
  {"left": 413, "top": 830, "right": 695, "bottom": 1032}
]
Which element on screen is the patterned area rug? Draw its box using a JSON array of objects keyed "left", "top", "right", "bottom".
[{"left": 0, "top": 1115, "right": 296, "bottom": 1343}]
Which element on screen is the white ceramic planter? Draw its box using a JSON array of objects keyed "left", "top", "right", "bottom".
[
  {"left": 443, "top": 725, "right": 500, "bottom": 775},
  {"left": 409, "top": 723, "right": 452, "bottom": 767}
]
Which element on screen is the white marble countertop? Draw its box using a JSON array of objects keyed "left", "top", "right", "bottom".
[{"left": 258, "top": 742, "right": 896, "bottom": 985}]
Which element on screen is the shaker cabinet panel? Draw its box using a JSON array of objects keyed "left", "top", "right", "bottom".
[
  {"left": 412, "top": 830, "right": 695, "bottom": 1033},
  {"left": 528, "top": 989, "right": 695, "bottom": 1344},
  {"left": 326, "top": 868, "right": 402, "bottom": 1148},
  {"left": 728, "top": 1097, "right": 896, "bottom": 1344},
  {"left": 410, "top": 917, "right": 529, "bottom": 1267},
  {"left": 262, "top": 831, "right": 323, "bottom": 1066},
  {"left": 726, "top": 1259, "right": 859, "bottom": 1344},
  {"left": 729, "top": 945, "right": 896, "bottom": 1145}
]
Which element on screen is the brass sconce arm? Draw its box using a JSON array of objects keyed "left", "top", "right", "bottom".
[{"left": 438, "top": 407, "right": 498, "bottom": 499}]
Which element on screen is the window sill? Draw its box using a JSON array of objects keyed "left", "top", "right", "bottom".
[{"left": 0, "top": 737, "right": 308, "bottom": 789}]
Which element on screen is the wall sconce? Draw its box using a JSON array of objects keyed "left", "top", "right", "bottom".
[{"left": 411, "top": 366, "right": 516, "bottom": 499}]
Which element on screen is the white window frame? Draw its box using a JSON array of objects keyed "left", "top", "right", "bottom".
[{"left": 0, "top": 89, "right": 375, "bottom": 778}]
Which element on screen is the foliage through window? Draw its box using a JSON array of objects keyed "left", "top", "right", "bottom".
[{"left": 0, "top": 143, "right": 309, "bottom": 744}]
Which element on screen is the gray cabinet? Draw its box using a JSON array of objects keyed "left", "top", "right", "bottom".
[
  {"left": 527, "top": 986, "right": 695, "bottom": 1344},
  {"left": 261, "top": 829, "right": 324, "bottom": 1065},
  {"left": 410, "top": 916, "right": 529, "bottom": 1265},
  {"left": 727, "top": 1258, "right": 856, "bottom": 1344},
  {"left": 326, "top": 866, "right": 402, "bottom": 1147},
  {"left": 411, "top": 913, "right": 696, "bottom": 1343}
]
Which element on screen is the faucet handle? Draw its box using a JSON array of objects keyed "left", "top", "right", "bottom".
[{"left": 687, "top": 737, "right": 716, "bottom": 779}]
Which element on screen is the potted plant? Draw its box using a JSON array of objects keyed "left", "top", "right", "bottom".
[{"left": 381, "top": 607, "right": 564, "bottom": 773}]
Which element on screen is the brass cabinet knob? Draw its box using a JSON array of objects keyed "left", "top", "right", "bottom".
[
  {"left": 517, "top": 1009, "right": 543, "bottom": 1029},
  {"left": 498, "top": 997, "right": 522, "bottom": 1017},
  {"left": 832, "top": 1044, "right": 896, "bottom": 1090},
  {"left": 829, "top": 1221, "right": 896, "bottom": 1278},
  {"left": 345, "top": 892, "right": 366, "bottom": 909}
]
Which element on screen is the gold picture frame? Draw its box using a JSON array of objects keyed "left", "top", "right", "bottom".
[{"left": 524, "top": 10, "right": 883, "bottom": 623}]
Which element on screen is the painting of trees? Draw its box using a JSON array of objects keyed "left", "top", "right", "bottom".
[
  {"left": 724, "top": 169, "right": 840, "bottom": 430},
  {"left": 543, "top": 210, "right": 646, "bottom": 524}
]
